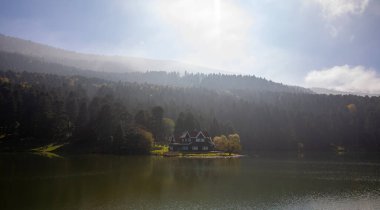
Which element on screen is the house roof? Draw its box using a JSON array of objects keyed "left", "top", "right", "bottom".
[
  {"left": 179, "top": 131, "right": 190, "bottom": 138},
  {"left": 169, "top": 130, "right": 214, "bottom": 146},
  {"left": 179, "top": 130, "right": 210, "bottom": 138},
  {"left": 200, "top": 130, "right": 210, "bottom": 137}
]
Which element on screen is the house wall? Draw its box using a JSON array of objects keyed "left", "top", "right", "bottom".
[
  {"left": 169, "top": 141, "right": 214, "bottom": 152},
  {"left": 168, "top": 131, "right": 215, "bottom": 152}
]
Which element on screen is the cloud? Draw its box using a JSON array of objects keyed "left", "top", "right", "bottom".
[
  {"left": 304, "top": 65, "right": 380, "bottom": 94},
  {"left": 307, "top": 0, "right": 370, "bottom": 37},
  {"left": 312, "top": 0, "right": 369, "bottom": 19},
  {"left": 150, "top": 0, "right": 253, "bottom": 70}
]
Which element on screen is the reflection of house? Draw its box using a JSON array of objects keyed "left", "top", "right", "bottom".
[{"left": 169, "top": 130, "right": 215, "bottom": 152}]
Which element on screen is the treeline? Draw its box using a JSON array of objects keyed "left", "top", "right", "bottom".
[
  {"left": 0, "top": 71, "right": 162, "bottom": 153},
  {"left": 1, "top": 70, "right": 380, "bottom": 153},
  {"left": 0, "top": 70, "right": 231, "bottom": 154},
  {"left": 0, "top": 51, "right": 311, "bottom": 94}
]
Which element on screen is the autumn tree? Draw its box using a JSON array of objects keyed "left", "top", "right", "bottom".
[{"left": 213, "top": 134, "right": 242, "bottom": 155}]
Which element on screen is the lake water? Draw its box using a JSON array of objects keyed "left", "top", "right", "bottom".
[{"left": 1, "top": 153, "right": 380, "bottom": 210}]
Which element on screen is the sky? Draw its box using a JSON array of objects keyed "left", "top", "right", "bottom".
[{"left": 1, "top": 0, "right": 380, "bottom": 93}]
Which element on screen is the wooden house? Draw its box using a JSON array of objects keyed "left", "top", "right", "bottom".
[{"left": 168, "top": 130, "right": 215, "bottom": 152}]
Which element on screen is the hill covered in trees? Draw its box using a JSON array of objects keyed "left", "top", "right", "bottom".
[
  {"left": 0, "top": 33, "right": 219, "bottom": 74},
  {"left": 1, "top": 70, "right": 380, "bottom": 154},
  {"left": 0, "top": 51, "right": 311, "bottom": 94},
  {"left": 0, "top": 34, "right": 311, "bottom": 94}
]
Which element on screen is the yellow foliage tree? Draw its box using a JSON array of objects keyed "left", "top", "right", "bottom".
[
  {"left": 213, "top": 134, "right": 241, "bottom": 155},
  {"left": 213, "top": 135, "right": 228, "bottom": 151}
]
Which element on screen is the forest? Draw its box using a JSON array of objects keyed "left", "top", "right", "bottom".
[
  {"left": 1, "top": 70, "right": 380, "bottom": 154},
  {"left": 0, "top": 51, "right": 310, "bottom": 94}
]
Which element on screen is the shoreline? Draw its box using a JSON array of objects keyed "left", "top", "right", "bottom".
[
  {"left": 180, "top": 154, "right": 244, "bottom": 159},
  {"left": 160, "top": 151, "right": 244, "bottom": 159}
]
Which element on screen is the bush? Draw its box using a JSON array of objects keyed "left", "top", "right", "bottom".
[{"left": 119, "top": 127, "right": 154, "bottom": 154}]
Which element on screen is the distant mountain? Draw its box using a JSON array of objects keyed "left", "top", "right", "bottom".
[
  {"left": 0, "top": 34, "right": 219, "bottom": 74},
  {"left": 310, "top": 87, "right": 352, "bottom": 95},
  {"left": 0, "top": 34, "right": 312, "bottom": 94},
  {"left": 311, "top": 87, "right": 379, "bottom": 97}
]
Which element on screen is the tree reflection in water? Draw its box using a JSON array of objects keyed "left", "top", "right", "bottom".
[{"left": 1, "top": 154, "right": 380, "bottom": 210}]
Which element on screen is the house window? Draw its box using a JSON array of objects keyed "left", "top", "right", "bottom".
[
  {"left": 196, "top": 138, "right": 204, "bottom": 142},
  {"left": 202, "top": 146, "right": 208, "bottom": 150},
  {"left": 182, "top": 146, "right": 188, "bottom": 150},
  {"left": 192, "top": 146, "right": 198, "bottom": 150}
]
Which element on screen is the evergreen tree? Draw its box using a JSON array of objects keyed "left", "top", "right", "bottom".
[{"left": 150, "top": 106, "right": 164, "bottom": 142}]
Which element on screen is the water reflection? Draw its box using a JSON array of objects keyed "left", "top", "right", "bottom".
[{"left": 1, "top": 154, "right": 380, "bottom": 209}]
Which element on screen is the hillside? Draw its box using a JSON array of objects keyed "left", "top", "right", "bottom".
[
  {"left": 1, "top": 70, "right": 380, "bottom": 153},
  {"left": 311, "top": 87, "right": 380, "bottom": 97},
  {"left": 0, "top": 34, "right": 221, "bottom": 74},
  {"left": 0, "top": 34, "right": 312, "bottom": 94}
]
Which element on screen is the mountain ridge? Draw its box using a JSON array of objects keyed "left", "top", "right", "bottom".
[
  {"left": 0, "top": 33, "right": 312, "bottom": 94},
  {"left": 0, "top": 34, "right": 225, "bottom": 74},
  {"left": 311, "top": 87, "right": 380, "bottom": 97}
]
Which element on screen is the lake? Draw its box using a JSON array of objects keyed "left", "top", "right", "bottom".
[{"left": 1, "top": 153, "right": 380, "bottom": 210}]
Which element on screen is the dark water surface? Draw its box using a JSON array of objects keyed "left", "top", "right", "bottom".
[{"left": 1, "top": 153, "right": 380, "bottom": 210}]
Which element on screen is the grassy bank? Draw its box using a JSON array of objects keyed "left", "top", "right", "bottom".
[
  {"left": 164, "top": 152, "right": 242, "bottom": 158},
  {"left": 150, "top": 146, "right": 242, "bottom": 158},
  {"left": 150, "top": 144, "right": 169, "bottom": 156},
  {"left": 31, "top": 143, "right": 65, "bottom": 158}
]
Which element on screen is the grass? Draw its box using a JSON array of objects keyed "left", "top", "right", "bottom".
[
  {"left": 150, "top": 144, "right": 169, "bottom": 156},
  {"left": 152, "top": 147, "right": 241, "bottom": 157},
  {"left": 180, "top": 152, "right": 237, "bottom": 157},
  {"left": 32, "top": 151, "right": 62, "bottom": 158},
  {"left": 31, "top": 143, "right": 66, "bottom": 152},
  {"left": 31, "top": 143, "right": 66, "bottom": 158}
]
